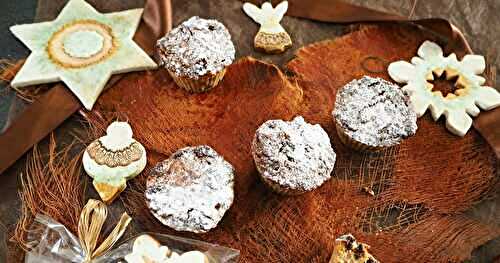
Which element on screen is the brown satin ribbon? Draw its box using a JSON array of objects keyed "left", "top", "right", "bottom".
[
  {"left": 0, "top": 0, "right": 172, "bottom": 174},
  {"left": 134, "top": 0, "right": 173, "bottom": 55}
]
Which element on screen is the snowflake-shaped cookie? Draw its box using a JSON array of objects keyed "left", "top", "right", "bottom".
[{"left": 388, "top": 40, "right": 500, "bottom": 136}]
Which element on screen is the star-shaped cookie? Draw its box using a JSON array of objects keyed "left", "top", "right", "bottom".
[{"left": 10, "top": 0, "right": 157, "bottom": 110}]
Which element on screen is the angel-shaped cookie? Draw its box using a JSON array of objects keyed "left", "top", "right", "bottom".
[{"left": 243, "top": 1, "right": 292, "bottom": 53}]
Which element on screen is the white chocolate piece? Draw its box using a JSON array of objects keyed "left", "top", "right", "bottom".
[
  {"left": 167, "top": 251, "right": 209, "bottom": 263},
  {"left": 388, "top": 40, "right": 500, "bottom": 136},
  {"left": 242, "top": 1, "right": 292, "bottom": 53},
  {"left": 124, "top": 235, "right": 209, "bottom": 263},
  {"left": 10, "top": 0, "right": 157, "bottom": 110},
  {"left": 83, "top": 121, "right": 146, "bottom": 204},
  {"left": 125, "top": 235, "right": 170, "bottom": 263}
]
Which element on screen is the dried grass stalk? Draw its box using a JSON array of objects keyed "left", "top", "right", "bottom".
[
  {"left": 12, "top": 134, "right": 86, "bottom": 250},
  {"left": 0, "top": 59, "right": 50, "bottom": 102}
]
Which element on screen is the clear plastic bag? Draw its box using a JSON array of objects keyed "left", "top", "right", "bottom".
[
  {"left": 97, "top": 234, "right": 240, "bottom": 263},
  {"left": 24, "top": 214, "right": 240, "bottom": 263}
]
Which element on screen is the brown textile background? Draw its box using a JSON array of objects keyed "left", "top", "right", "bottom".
[
  {"left": 4, "top": 0, "right": 500, "bottom": 262},
  {"left": 84, "top": 23, "right": 499, "bottom": 262}
]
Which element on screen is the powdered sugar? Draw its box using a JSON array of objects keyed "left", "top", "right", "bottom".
[
  {"left": 252, "top": 116, "right": 336, "bottom": 192},
  {"left": 333, "top": 76, "right": 417, "bottom": 147},
  {"left": 156, "top": 16, "right": 235, "bottom": 79},
  {"left": 145, "top": 145, "right": 234, "bottom": 233}
]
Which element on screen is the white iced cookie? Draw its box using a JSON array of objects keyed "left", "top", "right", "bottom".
[
  {"left": 9, "top": 0, "right": 157, "bottom": 110},
  {"left": 124, "top": 235, "right": 209, "bottom": 263},
  {"left": 83, "top": 121, "right": 146, "bottom": 204},
  {"left": 242, "top": 1, "right": 292, "bottom": 53},
  {"left": 388, "top": 40, "right": 500, "bottom": 136}
]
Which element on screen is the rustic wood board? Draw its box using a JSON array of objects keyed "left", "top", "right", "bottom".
[{"left": 90, "top": 23, "right": 499, "bottom": 262}]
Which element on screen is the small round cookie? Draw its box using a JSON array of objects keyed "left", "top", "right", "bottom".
[
  {"left": 333, "top": 76, "right": 418, "bottom": 152},
  {"left": 252, "top": 116, "right": 336, "bottom": 195},
  {"left": 145, "top": 145, "right": 235, "bottom": 233}
]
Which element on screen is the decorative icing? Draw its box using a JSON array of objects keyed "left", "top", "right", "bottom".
[
  {"left": 62, "top": 29, "right": 104, "bottom": 58},
  {"left": 86, "top": 140, "right": 143, "bottom": 167},
  {"left": 83, "top": 122, "right": 146, "bottom": 204}
]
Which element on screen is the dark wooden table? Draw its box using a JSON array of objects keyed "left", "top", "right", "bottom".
[{"left": 1, "top": 0, "right": 499, "bottom": 262}]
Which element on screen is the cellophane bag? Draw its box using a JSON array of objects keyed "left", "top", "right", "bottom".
[
  {"left": 24, "top": 214, "right": 240, "bottom": 262},
  {"left": 97, "top": 233, "right": 240, "bottom": 263}
]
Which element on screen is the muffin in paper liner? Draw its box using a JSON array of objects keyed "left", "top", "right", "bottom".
[
  {"left": 145, "top": 145, "right": 235, "bottom": 234},
  {"left": 251, "top": 116, "right": 336, "bottom": 196},
  {"left": 156, "top": 16, "right": 235, "bottom": 94},
  {"left": 334, "top": 120, "right": 388, "bottom": 152},
  {"left": 168, "top": 68, "right": 227, "bottom": 93},
  {"left": 257, "top": 169, "right": 308, "bottom": 196},
  {"left": 332, "top": 76, "right": 418, "bottom": 153}
]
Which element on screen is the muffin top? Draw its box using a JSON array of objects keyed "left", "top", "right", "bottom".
[
  {"left": 252, "top": 116, "right": 336, "bottom": 191},
  {"left": 145, "top": 145, "right": 234, "bottom": 233},
  {"left": 156, "top": 16, "right": 235, "bottom": 79},
  {"left": 333, "top": 76, "right": 417, "bottom": 147}
]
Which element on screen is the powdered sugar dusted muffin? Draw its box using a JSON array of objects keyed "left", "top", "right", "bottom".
[
  {"left": 252, "top": 116, "right": 336, "bottom": 195},
  {"left": 145, "top": 145, "right": 234, "bottom": 233},
  {"left": 333, "top": 76, "right": 418, "bottom": 152},
  {"left": 156, "top": 16, "right": 235, "bottom": 93}
]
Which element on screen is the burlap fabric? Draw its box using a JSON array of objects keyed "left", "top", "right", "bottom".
[
  {"left": 6, "top": 0, "right": 499, "bottom": 262},
  {"left": 86, "top": 23, "right": 499, "bottom": 262}
]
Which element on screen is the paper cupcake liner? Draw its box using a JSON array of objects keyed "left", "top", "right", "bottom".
[
  {"left": 334, "top": 120, "right": 388, "bottom": 152},
  {"left": 168, "top": 68, "right": 227, "bottom": 93}
]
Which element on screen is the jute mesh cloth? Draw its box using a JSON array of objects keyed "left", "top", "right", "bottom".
[{"left": 84, "top": 24, "right": 499, "bottom": 262}]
